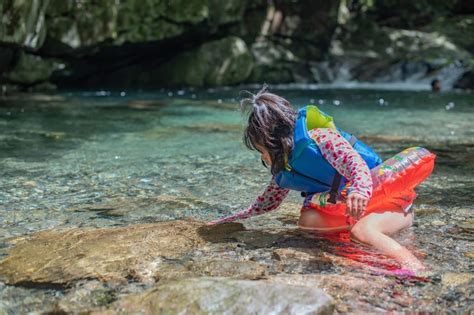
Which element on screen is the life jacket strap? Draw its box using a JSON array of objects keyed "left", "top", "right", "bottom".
[{"left": 328, "top": 135, "right": 358, "bottom": 204}]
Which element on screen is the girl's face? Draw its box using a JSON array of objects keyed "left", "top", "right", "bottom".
[{"left": 255, "top": 144, "right": 272, "bottom": 167}]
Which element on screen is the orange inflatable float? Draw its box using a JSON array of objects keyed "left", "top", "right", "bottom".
[{"left": 302, "top": 147, "right": 436, "bottom": 229}]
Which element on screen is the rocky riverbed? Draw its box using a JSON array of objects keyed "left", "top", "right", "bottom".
[
  {"left": 0, "top": 89, "right": 472, "bottom": 313},
  {"left": 0, "top": 201, "right": 472, "bottom": 313}
]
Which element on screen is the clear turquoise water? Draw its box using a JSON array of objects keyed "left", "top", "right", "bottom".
[
  {"left": 1, "top": 88, "right": 472, "bottom": 240},
  {"left": 0, "top": 87, "right": 472, "bottom": 311}
]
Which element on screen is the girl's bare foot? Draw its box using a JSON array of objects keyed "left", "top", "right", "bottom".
[{"left": 401, "top": 258, "right": 426, "bottom": 272}]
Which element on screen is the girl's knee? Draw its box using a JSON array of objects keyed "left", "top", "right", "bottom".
[
  {"left": 352, "top": 212, "right": 414, "bottom": 239},
  {"left": 350, "top": 222, "right": 376, "bottom": 244}
]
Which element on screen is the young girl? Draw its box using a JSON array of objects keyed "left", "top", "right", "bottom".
[{"left": 208, "top": 86, "right": 435, "bottom": 273}]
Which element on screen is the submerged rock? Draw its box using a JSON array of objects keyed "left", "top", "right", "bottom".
[
  {"left": 51, "top": 280, "right": 118, "bottom": 312},
  {"left": 441, "top": 272, "right": 473, "bottom": 287},
  {"left": 91, "top": 277, "right": 334, "bottom": 315},
  {"left": 464, "top": 252, "right": 474, "bottom": 259},
  {"left": 266, "top": 274, "right": 395, "bottom": 313},
  {"left": 0, "top": 219, "right": 272, "bottom": 288},
  {"left": 0, "top": 220, "right": 206, "bottom": 286},
  {"left": 74, "top": 194, "right": 213, "bottom": 218},
  {"left": 413, "top": 206, "right": 442, "bottom": 217},
  {"left": 187, "top": 259, "right": 267, "bottom": 280},
  {"left": 183, "top": 123, "right": 242, "bottom": 134},
  {"left": 272, "top": 248, "right": 334, "bottom": 274}
]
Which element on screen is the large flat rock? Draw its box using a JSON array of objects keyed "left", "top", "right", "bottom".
[
  {"left": 0, "top": 219, "right": 275, "bottom": 288},
  {"left": 92, "top": 277, "right": 334, "bottom": 315},
  {"left": 0, "top": 220, "right": 206, "bottom": 286}
]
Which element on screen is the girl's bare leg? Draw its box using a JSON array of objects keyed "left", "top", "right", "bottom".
[
  {"left": 349, "top": 211, "right": 425, "bottom": 271},
  {"left": 299, "top": 209, "right": 424, "bottom": 271},
  {"left": 298, "top": 209, "right": 350, "bottom": 232}
]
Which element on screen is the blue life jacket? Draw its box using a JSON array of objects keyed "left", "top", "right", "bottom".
[{"left": 274, "top": 106, "right": 382, "bottom": 195}]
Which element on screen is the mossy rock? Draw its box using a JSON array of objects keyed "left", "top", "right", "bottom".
[
  {"left": 422, "top": 16, "right": 474, "bottom": 53},
  {"left": 44, "top": 0, "right": 247, "bottom": 48},
  {"left": 153, "top": 36, "right": 253, "bottom": 87},
  {"left": 0, "top": 0, "right": 49, "bottom": 49},
  {"left": 3, "top": 52, "right": 60, "bottom": 85}
]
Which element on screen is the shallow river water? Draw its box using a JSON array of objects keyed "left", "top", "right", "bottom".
[{"left": 0, "top": 86, "right": 472, "bottom": 313}]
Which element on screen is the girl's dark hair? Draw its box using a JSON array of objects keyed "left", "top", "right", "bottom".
[{"left": 240, "top": 85, "right": 297, "bottom": 174}]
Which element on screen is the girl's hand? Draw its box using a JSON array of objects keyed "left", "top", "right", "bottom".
[{"left": 346, "top": 192, "right": 369, "bottom": 220}]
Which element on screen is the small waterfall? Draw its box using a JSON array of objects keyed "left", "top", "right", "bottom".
[{"left": 310, "top": 57, "right": 467, "bottom": 91}]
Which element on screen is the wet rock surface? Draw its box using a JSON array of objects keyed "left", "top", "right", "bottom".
[
  {"left": 267, "top": 274, "right": 394, "bottom": 313},
  {"left": 441, "top": 272, "right": 473, "bottom": 287},
  {"left": 0, "top": 220, "right": 206, "bottom": 286},
  {"left": 90, "top": 277, "right": 334, "bottom": 315},
  {"left": 0, "top": 90, "right": 473, "bottom": 313},
  {"left": 0, "top": 209, "right": 472, "bottom": 313}
]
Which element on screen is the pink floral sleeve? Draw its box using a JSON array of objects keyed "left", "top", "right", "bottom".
[
  {"left": 309, "top": 128, "right": 373, "bottom": 199},
  {"left": 208, "top": 176, "right": 289, "bottom": 224}
]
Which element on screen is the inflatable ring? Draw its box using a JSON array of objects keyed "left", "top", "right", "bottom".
[{"left": 300, "top": 147, "right": 436, "bottom": 229}]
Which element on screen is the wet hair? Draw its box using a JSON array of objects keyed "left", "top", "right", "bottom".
[{"left": 239, "top": 85, "right": 297, "bottom": 174}]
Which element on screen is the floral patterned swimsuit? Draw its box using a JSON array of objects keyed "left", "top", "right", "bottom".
[{"left": 209, "top": 128, "right": 373, "bottom": 224}]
